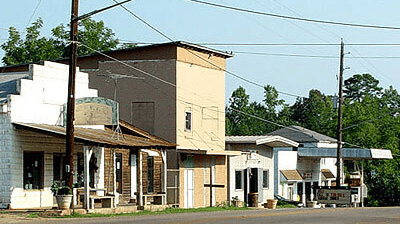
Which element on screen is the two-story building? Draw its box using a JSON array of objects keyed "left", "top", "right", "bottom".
[
  {"left": 0, "top": 61, "right": 174, "bottom": 209},
  {"left": 1, "top": 42, "right": 237, "bottom": 208}
]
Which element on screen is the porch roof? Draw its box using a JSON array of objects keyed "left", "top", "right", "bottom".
[
  {"left": 176, "top": 148, "right": 241, "bottom": 156},
  {"left": 13, "top": 122, "right": 176, "bottom": 148},
  {"left": 321, "top": 169, "right": 335, "bottom": 179},
  {"left": 280, "top": 170, "right": 303, "bottom": 181},
  {"left": 297, "top": 147, "right": 393, "bottom": 159}
]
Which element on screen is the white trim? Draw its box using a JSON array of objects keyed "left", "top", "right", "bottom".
[
  {"left": 256, "top": 135, "right": 299, "bottom": 147},
  {"left": 141, "top": 149, "right": 160, "bottom": 157}
]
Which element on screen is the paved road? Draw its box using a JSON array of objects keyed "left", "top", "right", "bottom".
[{"left": 2, "top": 207, "right": 400, "bottom": 224}]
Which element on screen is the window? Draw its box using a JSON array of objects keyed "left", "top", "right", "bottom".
[
  {"left": 235, "top": 170, "right": 243, "bottom": 190},
  {"left": 185, "top": 111, "right": 192, "bottom": 131},
  {"left": 24, "top": 152, "right": 44, "bottom": 189},
  {"left": 53, "top": 153, "right": 67, "bottom": 183},
  {"left": 263, "top": 170, "right": 269, "bottom": 189}
]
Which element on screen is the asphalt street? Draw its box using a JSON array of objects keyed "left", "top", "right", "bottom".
[{"left": 2, "top": 207, "right": 400, "bottom": 224}]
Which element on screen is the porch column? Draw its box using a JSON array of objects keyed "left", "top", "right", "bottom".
[
  {"left": 84, "top": 146, "right": 93, "bottom": 210},
  {"left": 112, "top": 149, "right": 116, "bottom": 207},
  {"left": 139, "top": 150, "right": 143, "bottom": 206},
  {"left": 161, "top": 149, "right": 167, "bottom": 205},
  {"left": 302, "top": 181, "right": 306, "bottom": 205}
]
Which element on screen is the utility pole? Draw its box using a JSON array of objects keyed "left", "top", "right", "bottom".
[
  {"left": 65, "top": 0, "right": 79, "bottom": 189},
  {"left": 336, "top": 39, "right": 344, "bottom": 187}
]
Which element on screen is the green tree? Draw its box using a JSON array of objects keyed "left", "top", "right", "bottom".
[
  {"left": 226, "top": 85, "right": 291, "bottom": 136},
  {"left": 342, "top": 73, "right": 400, "bottom": 206},
  {"left": 1, "top": 18, "right": 122, "bottom": 66},
  {"left": 343, "top": 73, "right": 383, "bottom": 103},
  {"left": 1, "top": 18, "right": 64, "bottom": 65},
  {"left": 52, "top": 18, "right": 120, "bottom": 57},
  {"left": 289, "top": 89, "right": 336, "bottom": 137}
]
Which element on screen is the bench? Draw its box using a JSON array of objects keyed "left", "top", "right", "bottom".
[
  {"left": 89, "top": 195, "right": 115, "bottom": 209},
  {"left": 142, "top": 193, "right": 166, "bottom": 205}
]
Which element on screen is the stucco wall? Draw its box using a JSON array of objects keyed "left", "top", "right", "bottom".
[
  {"left": 9, "top": 61, "right": 97, "bottom": 124},
  {"left": 227, "top": 144, "right": 274, "bottom": 204}
]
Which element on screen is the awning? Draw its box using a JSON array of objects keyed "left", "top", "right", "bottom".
[
  {"left": 370, "top": 148, "right": 393, "bottom": 159},
  {"left": 321, "top": 169, "right": 335, "bottom": 179},
  {"left": 141, "top": 149, "right": 160, "bottom": 157},
  {"left": 280, "top": 170, "right": 303, "bottom": 181},
  {"left": 176, "top": 148, "right": 241, "bottom": 156},
  {"left": 298, "top": 147, "right": 393, "bottom": 159}
]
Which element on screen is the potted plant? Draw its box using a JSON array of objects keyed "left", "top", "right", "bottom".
[
  {"left": 231, "top": 196, "right": 243, "bottom": 207},
  {"left": 51, "top": 182, "right": 73, "bottom": 210}
]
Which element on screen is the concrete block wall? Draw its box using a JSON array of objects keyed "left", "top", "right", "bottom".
[{"left": 0, "top": 114, "right": 16, "bottom": 208}]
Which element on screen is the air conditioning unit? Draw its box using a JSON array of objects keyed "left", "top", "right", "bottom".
[{"left": 304, "top": 173, "right": 312, "bottom": 180}]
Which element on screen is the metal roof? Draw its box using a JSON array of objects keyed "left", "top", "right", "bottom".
[
  {"left": 226, "top": 135, "right": 298, "bottom": 147},
  {"left": 298, "top": 147, "right": 393, "bottom": 159},
  {"left": 266, "top": 125, "right": 337, "bottom": 144},
  {"left": 13, "top": 122, "right": 176, "bottom": 148}
]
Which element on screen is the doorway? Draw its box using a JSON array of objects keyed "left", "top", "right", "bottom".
[{"left": 116, "top": 153, "right": 122, "bottom": 194}]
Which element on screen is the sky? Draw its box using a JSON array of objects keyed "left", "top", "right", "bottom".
[{"left": 1, "top": 0, "right": 400, "bottom": 106}]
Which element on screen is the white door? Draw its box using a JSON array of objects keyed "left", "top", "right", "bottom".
[
  {"left": 130, "top": 154, "right": 137, "bottom": 198},
  {"left": 184, "top": 169, "right": 194, "bottom": 208}
]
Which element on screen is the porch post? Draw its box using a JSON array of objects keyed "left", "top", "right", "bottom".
[
  {"left": 302, "top": 181, "right": 306, "bottom": 205},
  {"left": 139, "top": 150, "right": 143, "bottom": 206},
  {"left": 161, "top": 149, "right": 167, "bottom": 205},
  {"left": 112, "top": 149, "right": 116, "bottom": 207},
  {"left": 84, "top": 146, "right": 93, "bottom": 210}
]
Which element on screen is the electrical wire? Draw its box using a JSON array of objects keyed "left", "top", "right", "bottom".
[
  {"left": 111, "top": 0, "right": 173, "bottom": 42},
  {"left": 26, "top": 0, "right": 43, "bottom": 28},
  {"left": 109, "top": 0, "right": 305, "bottom": 99},
  {"left": 187, "top": 0, "right": 400, "bottom": 30}
]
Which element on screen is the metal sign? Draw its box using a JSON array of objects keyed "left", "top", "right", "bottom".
[{"left": 316, "top": 188, "right": 351, "bottom": 204}]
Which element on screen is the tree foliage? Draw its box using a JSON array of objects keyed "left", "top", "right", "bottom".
[
  {"left": 1, "top": 18, "right": 124, "bottom": 66},
  {"left": 226, "top": 73, "right": 400, "bottom": 206}
]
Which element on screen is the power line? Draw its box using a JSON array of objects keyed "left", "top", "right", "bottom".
[
  {"left": 111, "top": 1, "right": 304, "bottom": 99},
  {"left": 111, "top": 0, "right": 173, "bottom": 42},
  {"left": 26, "top": 0, "right": 43, "bottom": 28},
  {"left": 187, "top": 0, "right": 400, "bottom": 30},
  {"left": 234, "top": 51, "right": 400, "bottom": 59}
]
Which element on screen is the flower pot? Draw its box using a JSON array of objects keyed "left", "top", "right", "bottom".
[
  {"left": 56, "top": 195, "right": 73, "bottom": 210},
  {"left": 266, "top": 199, "right": 278, "bottom": 209},
  {"left": 232, "top": 200, "right": 243, "bottom": 207}
]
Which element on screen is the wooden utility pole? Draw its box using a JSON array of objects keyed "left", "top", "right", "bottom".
[
  {"left": 66, "top": 0, "right": 79, "bottom": 189},
  {"left": 336, "top": 39, "right": 344, "bottom": 187}
]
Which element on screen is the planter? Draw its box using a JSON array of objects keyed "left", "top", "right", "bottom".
[
  {"left": 56, "top": 195, "right": 73, "bottom": 210},
  {"left": 231, "top": 200, "right": 243, "bottom": 207},
  {"left": 306, "top": 201, "right": 317, "bottom": 208},
  {"left": 265, "top": 199, "right": 278, "bottom": 209}
]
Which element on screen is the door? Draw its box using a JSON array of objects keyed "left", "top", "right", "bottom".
[
  {"left": 116, "top": 153, "right": 122, "bottom": 194},
  {"left": 184, "top": 169, "right": 194, "bottom": 208}
]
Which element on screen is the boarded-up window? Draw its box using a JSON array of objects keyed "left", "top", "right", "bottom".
[
  {"left": 147, "top": 157, "right": 154, "bottom": 193},
  {"left": 131, "top": 102, "right": 155, "bottom": 133}
]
